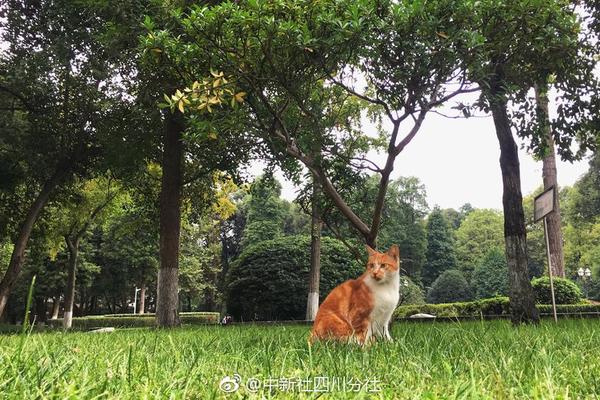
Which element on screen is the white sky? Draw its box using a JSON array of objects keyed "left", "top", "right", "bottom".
[{"left": 249, "top": 111, "right": 589, "bottom": 211}]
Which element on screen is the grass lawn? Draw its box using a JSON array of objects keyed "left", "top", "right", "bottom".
[{"left": 1, "top": 319, "right": 599, "bottom": 399}]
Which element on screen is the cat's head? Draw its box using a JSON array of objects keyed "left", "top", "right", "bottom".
[{"left": 365, "top": 244, "right": 400, "bottom": 282}]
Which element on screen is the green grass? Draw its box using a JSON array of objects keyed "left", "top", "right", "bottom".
[{"left": 1, "top": 320, "right": 600, "bottom": 399}]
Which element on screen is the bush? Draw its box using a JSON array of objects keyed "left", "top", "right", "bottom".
[
  {"left": 473, "top": 247, "right": 508, "bottom": 299},
  {"left": 394, "top": 297, "right": 510, "bottom": 319},
  {"left": 226, "top": 235, "right": 362, "bottom": 321},
  {"left": 427, "top": 270, "right": 473, "bottom": 304},
  {"left": 394, "top": 297, "right": 600, "bottom": 320},
  {"left": 46, "top": 312, "right": 219, "bottom": 329},
  {"left": 399, "top": 277, "right": 425, "bottom": 305},
  {"left": 531, "top": 276, "right": 583, "bottom": 305}
]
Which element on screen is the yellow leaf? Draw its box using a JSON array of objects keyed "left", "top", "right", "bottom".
[
  {"left": 234, "top": 91, "right": 246, "bottom": 103},
  {"left": 436, "top": 32, "right": 449, "bottom": 39},
  {"left": 210, "top": 69, "right": 224, "bottom": 78},
  {"left": 178, "top": 100, "right": 185, "bottom": 113},
  {"left": 208, "top": 132, "right": 217, "bottom": 140}
]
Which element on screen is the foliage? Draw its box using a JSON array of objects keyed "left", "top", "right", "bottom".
[
  {"left": 399, "top": 277, "right": 425, "bottom": 306},
  {"left": 46, "top": 312, "right": 219, "bottom": 329},
  {"left": 395, "top": 297, "right": 600, "bottom": 319},
  {"left": 473, "top": 247, "right": 509, "bottom": 299},
  {"left": 462, "top": 0, "right": 600, "bottom": 161},
  {"left": 422, "top": 208, "right": 457, "bottom": 287},
  {"left": 455, "top": 209, "right": 504, "bottom": 281},
  {"left": 427, "top": 270, "right": 473, "bottom": 304},
  {"left": 531, "top": 276, "right": 583, "bottom": 305},
  {"left": 240, "top": 175, "right": 287, "bottom": 248},
  {"left": 226, "top": 235, "right": 362, "bottom": 320}
]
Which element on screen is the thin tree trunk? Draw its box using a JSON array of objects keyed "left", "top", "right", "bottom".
[
  {"left": 156, "top": 111, "right": 184, "bottom": 327},
  {"left": 63, "top": 236, "right": 80, "bottom": 329},
  {"left": 490, "top": 85, "right": 539, "bottom": 324},
  {"left": 306, "top": 176, "right": 322, "bottom": 321},
  {"left": 138, "top": 286, "right": 146, "bottom": 314},
  {"left": 535, "top": 84, "right": 565, "bottom": 278},
  {"left": 0, "top": 166, "right": 68, "bottom": 318},
  {"left": 34, "top": 297, "right": 47, "bottom": 323},
  {"left": 51, "top": 297, "right": 60, "bottom": 319}
]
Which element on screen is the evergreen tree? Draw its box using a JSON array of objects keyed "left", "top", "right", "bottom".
[
  {"left": 241, "top": 175, "right": 286, "bottom": 248},
  {"left": 422, "top": 208, "right": 457, "bottom": 287},
  {"left": 473, "top": 247, "right": 509, "bottom": 299}
]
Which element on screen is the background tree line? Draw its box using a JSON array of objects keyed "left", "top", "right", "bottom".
[{"left": 0, "top": 0, "right": 598, "bottom": 326}]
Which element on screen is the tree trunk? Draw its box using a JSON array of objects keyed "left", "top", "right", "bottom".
[
  {"left": 306, "top": 177, "right": 322, "bottom": 321},
  {"left": 34, "top": 297, "right": 47, "bottom": 323},
  {"left": 0, "top": 166, "right": 67, "bottom": 318},
  {"left": 138, "top": 286, "right": 146, "bottom": 314},
  {"left": 535, "top": 84, "right": 566, "bottom": 278},
  {"left": 63, "top": 236, "right": 80, "bottom": 329},
  {"left": 51, "top": 297, "right": 60, "bottom": 319},
  {"left": 156, "top": 111, "right": 184, "bottom": 328},
  {"left": 490, "top": 86, "right": 539, "bottom": 324}
]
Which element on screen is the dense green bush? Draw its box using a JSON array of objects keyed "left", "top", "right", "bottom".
[
  {"left": 531, "top": 276, "right": 583, "bottom": 304},
  {"left": 473, "top": 247, "right": 508, "bottom": 299},
  {"left": 46, "top": 312, "right": 219, "bottom": 329},
  {"left": 226, "top": 235, "right": 362, "bottom": 320},
  {"left": 427, "top": 270, "right": 473, "bottom": 304}
]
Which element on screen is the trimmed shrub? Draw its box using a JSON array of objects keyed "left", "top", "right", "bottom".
[
  {"left": 394, "top": 298, "right": 600, "bottom": 320},
  {"left": 226, "top": 235, "right": 362, "bottom": 321},
  {"left": 46, "top": 312, "right": 219, "bottom": 329},
  {"left": 473, "top": 247, "right": 508, "bottom": 299},
  {"left": 427, "top": 270, "right": 473, "bottom": 304},
  {"left": 531, "top": 276, "right": 583, "bottom": 304}
]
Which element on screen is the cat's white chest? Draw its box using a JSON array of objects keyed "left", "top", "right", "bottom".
[{"left": 365, "top": 274, "right": 400, "bottom": 336}]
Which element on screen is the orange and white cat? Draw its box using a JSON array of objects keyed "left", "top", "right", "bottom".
[{"left": 310, "top": 245, "right": 400, "bottom": 344}]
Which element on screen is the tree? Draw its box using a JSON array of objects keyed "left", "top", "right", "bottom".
[
  {"left": 0, "top": 0, "right": 148, "bottom": 317},
  {"left": 535, "top": 85, "right": 566, "bottom": 277},
  {"left": 45, "top": 177, "right": 123, "bottom": 328},
  {"left": 422, "top": 208, "right": 457, "bottom": 288},
  {"left": 240, "top": 176, "right": 286, "bottom": 248},
  {"left": 455, "top": 209, "right": 504, "bottom": 282},
  {"left": 140, "top": 4, "right": 256, "bottom": 327},
  {"left": 473, "top": 247, "right": 509, "bottom": 299},
  {"left": 151, "top": 0, "right": 478, "bottom": 249},
  {"left": 461, "top": 0, "right": 599, "bottom": 324}
]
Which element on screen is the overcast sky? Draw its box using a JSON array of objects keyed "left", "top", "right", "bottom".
[{"left": 249, "top": 109, "right": 590, "bottom": 212}]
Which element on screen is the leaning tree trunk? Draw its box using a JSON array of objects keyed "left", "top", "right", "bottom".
[
  {"left": 0, "top": 166, "right": 67, "bottom": 318},
  {"left": 306, "top": 177, "right": 322, "bottom": 321},
  {"left": 490, "top": 85, "right": 539, "bottom": 324},
  {"left": 63, "top": 236, "right": 80, "bottom": 329},
  {"left": 156, "top": 111, "right": 185, "bottom": 328},
  {"left": 138, "top": 286, "right": 146, "bottom": 314},
  {"left": 535, "top": 84, "right": 565, "bottom": 278}
]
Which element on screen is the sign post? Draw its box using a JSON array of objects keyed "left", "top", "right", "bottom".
[{"left": 534, "top": 186, "right": 558, "bottom": 323}]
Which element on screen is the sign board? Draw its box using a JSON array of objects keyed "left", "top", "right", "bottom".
[{"left": 534, "top": 186, "right": 555, "bottom": 222}]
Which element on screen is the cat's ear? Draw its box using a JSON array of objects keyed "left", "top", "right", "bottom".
[
  {"left": 386, "top": 244, "right": 400, "bottom": 260},
  {"left": 365, "top": 245, "right": 377, "bottom": 257}
]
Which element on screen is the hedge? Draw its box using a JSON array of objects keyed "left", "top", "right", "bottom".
[
  {"left": 394, "top": 297, "right": 600, "bottom": 319},
  {"left": 46, "top": 312, "right": 220, "bottom": 329}
]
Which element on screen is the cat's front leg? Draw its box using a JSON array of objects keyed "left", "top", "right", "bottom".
[{"left": 383, "top": 325, "right": 393, "bottom": 342}]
